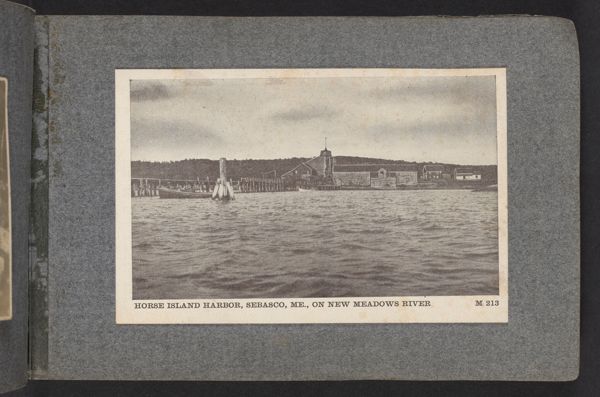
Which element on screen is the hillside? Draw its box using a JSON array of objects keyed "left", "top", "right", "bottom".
[{"left": 131, "top": 157, "right": 498, "bottom": 183}]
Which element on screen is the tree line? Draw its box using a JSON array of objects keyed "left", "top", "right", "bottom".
[{"left": 131, "top": 157, "right": 498, "bottom": 183}]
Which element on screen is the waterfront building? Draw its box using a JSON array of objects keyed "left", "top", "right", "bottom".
[
  {"left": 333, "top": 164, "right": 418, "bottom": 189},
  {"left": 281, "top": 162, "right": 316, "bottom": 180},
  {"left": 305, "top": 147, "right": 333, "bottom": 178},
  {"left": 281, "top": 146, "right": 334, "bottom": 184},
  {"left": 422, "top": 164, "right": 445, "bottom": 180},
  {"left": 282, "top": 146, "right": 419, "bottom": 189},
  {"left": 453, "top": 168, "right": 482, "bottom": 181}
]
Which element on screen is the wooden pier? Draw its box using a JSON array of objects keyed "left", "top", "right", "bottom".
[
  {"left": 131, "top": 176, "right": 290, "bottom": 197},
  {"left": 131, "top": 157, "right": 316, "bottom": 197},
  {"left": 131, "top": 177, "right": 212, "bottom": 197},
  {"left": 314, "top": 184, "right": 340, "bottom": 191},
  {"left": 238, "top": 177, "right": 286, "bottom": 193}
]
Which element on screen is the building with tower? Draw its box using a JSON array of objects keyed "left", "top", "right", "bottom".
[
  {"left": 280, "top": 145, "right": 335, "bottom": 187},
  {"left": 281, "top": 145, "right": 418, "bottom": 189},
  {"left": 304, "top": 146, "right": 333, "bottom": 178}
]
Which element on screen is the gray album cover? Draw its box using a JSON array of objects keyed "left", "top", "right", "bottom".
[{"left": 22, "top": 14, "right": 582, "bottom": 382}]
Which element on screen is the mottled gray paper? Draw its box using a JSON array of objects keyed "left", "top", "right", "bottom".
[
  {"left": 0, "top": 0, "right": 34, "bottom": 393},
  {"left": 40, "top": 16, "right": 579, "bottom": 380}
]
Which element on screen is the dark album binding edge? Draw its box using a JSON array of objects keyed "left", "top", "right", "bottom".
[{"left": 0, "top": 0, "right": 582, "bottom": 390}]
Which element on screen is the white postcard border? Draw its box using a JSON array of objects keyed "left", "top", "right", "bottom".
[{"left": 115, "top": 68, "right": 508, "bottom": 324}]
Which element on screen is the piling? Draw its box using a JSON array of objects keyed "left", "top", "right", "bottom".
[{"left": 212, "top": 158, "right": 234, "bottom": 200}]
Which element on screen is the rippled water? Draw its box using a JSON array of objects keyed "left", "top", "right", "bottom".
[{"left": 132, "top": 190, "right": 498, "bottom": 299}]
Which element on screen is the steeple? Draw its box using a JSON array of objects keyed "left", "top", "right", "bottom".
[{"left": 320, "top": 142, "right": 331, "bottom": 157}]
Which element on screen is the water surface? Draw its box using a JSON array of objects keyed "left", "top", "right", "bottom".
[{"left": 132, "top": 190, "right": 498, "bottom": 299}]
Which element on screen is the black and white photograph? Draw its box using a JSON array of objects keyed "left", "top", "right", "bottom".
[{"left": 115, "top": 68, "right": 508, "bottom": 324}]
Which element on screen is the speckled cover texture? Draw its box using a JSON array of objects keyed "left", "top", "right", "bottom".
[{"left": 34, "top": 16, "right": 579, "bottom": 381}]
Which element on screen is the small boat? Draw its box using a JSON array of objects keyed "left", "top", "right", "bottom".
[
  {"left": 298, "top": 187, "right": 313, "bottom": 192},
  {"left": 471, "top": 184, "right": 498, "bottom": 192},
  {"left": 158, "top": 187, "right": 212, "bottom": 199}
]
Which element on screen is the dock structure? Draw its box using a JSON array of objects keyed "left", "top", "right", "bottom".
[
  {"left": 132, "top": 157, "right": 294, "bottom": 197},
  {"left": 131, "top": 176, "right": 289, "bottom": 197},
  {"left": 131, "top": 175, "right": 337, "bottom": 196},
  {"left": 314, "top": 184, "right": 340, "bottom": 191},
  {"left": 238, "top": 177, "right": 286, "bottom": 193},
  {"left": 131, "top": 177, "right": 213, "bottom": 197}
]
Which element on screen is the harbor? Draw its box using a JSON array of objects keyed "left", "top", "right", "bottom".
[
  {"left": 126, "top": 70, "right": 502, "bottom": 302},
  {"left": 130, "top": 148, "right": 499, "bottom": 299},
  {"left": 131, "top": 146, "right": 497, "bottom": 198}
]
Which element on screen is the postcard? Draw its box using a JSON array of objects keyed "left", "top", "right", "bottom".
[{"left": 115, "top": 68, "right": 507, "bottom": 324}]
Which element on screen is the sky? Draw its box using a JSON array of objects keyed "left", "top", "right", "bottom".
[{"left": 130, "top": 75, "right": 498, "bottom": 165}]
